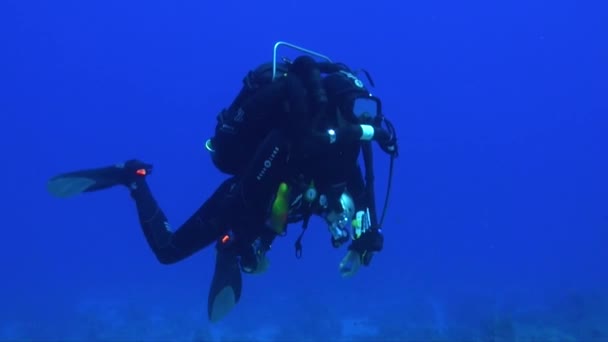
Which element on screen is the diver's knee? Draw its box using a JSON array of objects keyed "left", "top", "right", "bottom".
[{"left": 154, "top": 251, "right": 180, "bottom": 265}]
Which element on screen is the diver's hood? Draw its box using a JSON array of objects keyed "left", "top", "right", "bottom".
[
  {"left": 323, "top": 71, "right": 370, "bottom": 100},
  {"left": 323, "top": 71, "right": 380, "bottom": 123}
]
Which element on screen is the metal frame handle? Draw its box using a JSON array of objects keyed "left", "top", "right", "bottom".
[{"left": 272, "top": 41, "right": 333, "bottom": 80}]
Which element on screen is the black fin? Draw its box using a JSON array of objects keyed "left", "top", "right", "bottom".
[{"left": 207, "top": 247, "right": 242, "bottom": 322}]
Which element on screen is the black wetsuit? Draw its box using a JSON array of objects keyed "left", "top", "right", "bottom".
[
  {"left": 128, "top": 157, "right": 372, "bottom": 266},
  {"left": 127, "top": 57, "right": 384, "bottom": 265}
]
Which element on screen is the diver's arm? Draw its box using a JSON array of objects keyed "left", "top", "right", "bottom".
[
  {"left": 345, "top": 162, "right": 384, "bottom": 266},
  {"left": 345, "top": 163, "right": 368, "bottom": 212}
]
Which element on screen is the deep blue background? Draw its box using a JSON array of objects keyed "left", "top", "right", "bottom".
[{"left": 1, "top": 0, "right": 607, "bottom": 340}]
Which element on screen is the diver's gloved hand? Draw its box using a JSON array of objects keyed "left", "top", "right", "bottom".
[
  {"left": 370, "top": 126, "right": 397, "bottom": 156},
  {"left": 348, "top": 228, "right": 384, "bottom": 266}
]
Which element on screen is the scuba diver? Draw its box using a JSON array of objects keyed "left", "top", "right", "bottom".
[
  {"left": 252, "top": 66, "right": 398, "bottom": 273},
  {"left": 47, "top": 43, "right": 398, "bottom": 322}
]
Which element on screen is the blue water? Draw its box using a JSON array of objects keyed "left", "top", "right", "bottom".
[{"left": 2, "top": 0, "right": 607, "bottom": 340}]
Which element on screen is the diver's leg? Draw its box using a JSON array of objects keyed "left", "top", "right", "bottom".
[
  {"left": 129, "top": 176, "right": 239, "bottom": 265},
  {"left": 47, "top": 159, "right": 237, "bottom": 264}
]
